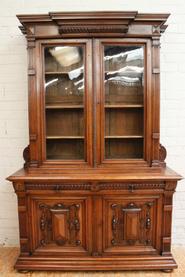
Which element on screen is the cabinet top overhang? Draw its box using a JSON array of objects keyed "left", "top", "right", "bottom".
[{"left": 17, "top": 11, "right": 170, "bottom": 38}]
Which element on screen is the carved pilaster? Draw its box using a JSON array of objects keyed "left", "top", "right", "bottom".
[
  {"left": 13, "top": 182, "right": 29, "bottom": 254},
  {"left": 162, "top": 181, "right": 177, "bottom": 256},
  {"left": 26, "top": 34, "right": 39, "bottom": 167},
  {"left": 151, "top": 35, "right": 160, "bottom": 167}
]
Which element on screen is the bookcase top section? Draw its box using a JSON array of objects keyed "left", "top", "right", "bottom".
[{"left": 17, "top": 11, "right": 170, "bottom": 38}]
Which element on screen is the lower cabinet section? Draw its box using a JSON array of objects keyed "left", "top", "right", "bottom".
[
  {"left": 13, "top": 181, "right": 178, "bottom": 271},
  {"left": 103, "top": 195, "right": 162, "bottom": 255},
  {"left": 28, "top": 195, "right": 92, "bottom": 256}
]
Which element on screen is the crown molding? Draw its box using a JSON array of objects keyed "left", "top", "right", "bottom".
[{"left": 17, "top": 11, "right": 170, "bottom": 37}]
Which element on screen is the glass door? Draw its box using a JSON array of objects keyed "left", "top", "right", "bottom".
[
  {"left": 43, "top": 40, "right": 92, "bottom": 164},
  {"left": 96, "top": 40, "right": 147, "bottom": 164}
]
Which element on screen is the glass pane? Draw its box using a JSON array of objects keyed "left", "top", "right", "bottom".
[
  {"left": 44, "top": 46, "right": 85, "bottom": 160},
  {"left": 104, "top": 45, "right": 144, "bottom": 159}
]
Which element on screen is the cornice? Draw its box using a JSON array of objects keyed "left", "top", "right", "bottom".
[
  {"left": 17, "top": 11, "right": 170, "bottom": 37},
  {"left": 17, "top": 14, "right": 51, "bottom": 23}
]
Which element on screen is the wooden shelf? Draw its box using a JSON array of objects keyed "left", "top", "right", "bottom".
[
  {"left": 45, "top": 72, "right": 69, "bottom": 75},
  {"left": 105, "top": 104, "right": 143, "bottom": 108},
  {"left": 46, "top": 105, "right": 84, "bottom": 109},
  {"left": 45, "top": 71, "right": 83, "bottom": 75},
  {"left": 105, "top": 135, "right": 143, "bottom": 139},
  {"left": 46, "top": 136, "right": 84, "bottom": 139}
]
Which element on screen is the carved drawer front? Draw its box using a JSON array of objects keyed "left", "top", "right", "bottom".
[
  {"left": 29, "top": 196, "right": 91, "bottom": 256},
  {"left": 103, "top": 195, "right": 162, "bottom": 255}
]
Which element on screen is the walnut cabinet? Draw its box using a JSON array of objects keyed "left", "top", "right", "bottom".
[{"left": 7, "top": 11, "right": 182, "bottom": 272}]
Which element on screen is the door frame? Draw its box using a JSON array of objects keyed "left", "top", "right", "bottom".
[{"left": 93, "top": 38, "right": 152, "bottom": 168}]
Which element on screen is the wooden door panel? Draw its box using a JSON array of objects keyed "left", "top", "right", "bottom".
[
  {"left": 29, "top": 195, "right": 91, "bottom": 256},
  {"left": 123, "top": 204, "right": 141, "bottom": 241},
  {"left": 103, "top": 195, "right": 162, "bottom": 255}
]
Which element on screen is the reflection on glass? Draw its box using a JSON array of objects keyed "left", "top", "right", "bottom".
[
  {"left": 45, "top": 46, "right": 84, "bottom": 106},
  {"left": 104, "top": 46, "right": 144, "bottom": 159},
  {"left": 44, "top": 46, "right": 85, "bottom": 160},
  {"left": 104, "top": 46, "right": 144, "bottom": 104}
]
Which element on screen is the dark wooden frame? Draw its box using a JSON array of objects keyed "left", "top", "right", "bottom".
[
  {"left": 95, "top": 38, "right": 152, "bottom": 167},
  {"left": 37, "top": 39, "right": 93, "bottom": 167},
  {"left": 7, "top": 11, "right": 182, "bottom": 272}
]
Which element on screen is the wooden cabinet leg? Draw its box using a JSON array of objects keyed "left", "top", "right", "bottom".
[
  {"left": 161, "top": 269, "right": 173, "bottom": 273},
  {"left": 17, "top": 270, "right": 31, "bottom": 274}
]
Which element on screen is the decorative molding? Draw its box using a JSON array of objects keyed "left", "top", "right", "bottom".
[
  {"left": 99, "top": 183, "right": 165, "bottom": 190},
  {"left": 152, "top": 68, "right": 160, "bottom": 74},
  {"left": 160, "top": 24, "right": 168, "bottom": 33},
  {"left": 29, "top": 160, "right": 39, "bottom": 168},
  {"left": 27, "top": 37, "right": 36, "bottom": 48},
  {"left": 13, "top": 182, "right": 25, "bottom": 192},
  {"left": 25, "top": 183, "right": 165, "bottom": 191},
  {"left": 151, "top": 160, "right": 160, "bottom": 167},
  {"left": 152, "top": 132, "right": 160, "bottom": 139},
  {"left": 122, "top": 202, "right": 142, "bottom": 212},
  {"left": 28, "top": 69, "right": 36, "bottom": 76},
  {"left": 19, "top": 25, "right": 26, "bottom": 35},
  {"left": 165, "top": 182, "right": 177, "bottom": 191},
  {"left": 23, "top": 145, "right": 30, "bottom": 169},
  {"left": 26, "top": 183, "right": 90, "bottom": 190},
  {"left": 29, "top": 134, "right": 37, "bottom": 141},
  {"left": 152, "top": 37, "right": 160, "bottom": 47},
  {"left": 91, "top": 252, "right": 101, "bottom": 257},
  {"left": 152, "top": 25, "right": 161, "bottom": 35},
  {"left": 58, "top": 25, "right": 129, "bottom": 35}
]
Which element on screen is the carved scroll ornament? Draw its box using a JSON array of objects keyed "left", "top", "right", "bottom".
[
  {"left": 39, "top": 202, "right": 81, "bottom": 247},
  {"left": 111, "top": 201, "right": 153, "bottom": 246}
]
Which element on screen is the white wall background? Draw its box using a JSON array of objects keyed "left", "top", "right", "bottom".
[{"left": 0, "top": 0, "right": 185, "bottom": 246}]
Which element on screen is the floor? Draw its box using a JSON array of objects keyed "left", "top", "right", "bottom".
[{"left": 0, "top": 247, "right": 185, "bottom": 276}]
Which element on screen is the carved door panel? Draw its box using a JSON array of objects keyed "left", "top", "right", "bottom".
[
  {"left": 103, "top": 195, "right": 162, "bottom": 255},
  {"left": 29, "top": 195, "right": 92, "bottom": 256}
]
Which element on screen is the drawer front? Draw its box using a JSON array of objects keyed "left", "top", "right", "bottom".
[
  {"left": 103, "top": 194, "right": 163, "bottom": 255},
  {"left": 28, "top": 193, "right": 92, "bottom": 256}
]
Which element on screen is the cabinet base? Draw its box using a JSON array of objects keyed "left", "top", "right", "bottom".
[{"left": 14, "top": 255, "right": 177, "bottom": 271}]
